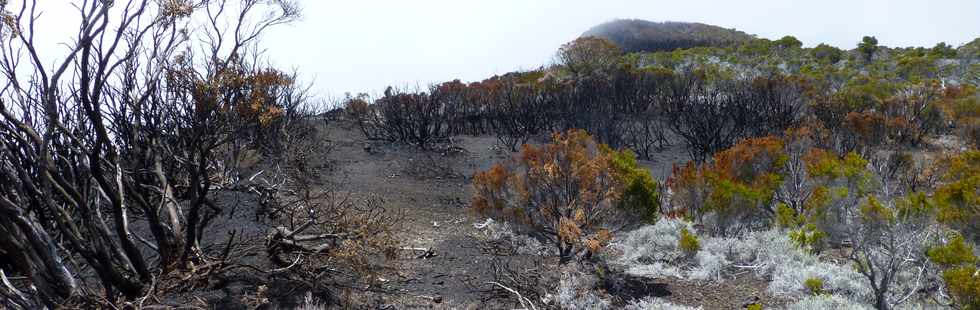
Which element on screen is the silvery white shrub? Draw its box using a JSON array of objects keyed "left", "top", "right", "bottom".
[
  {"left": 624, "top": 297, "right": 703, "bottom": 310},
  {"left": 687, "top": 250, "right": 728, "bottom": 281},
  {"left": 767, "top": 258, "right": 870, "bottom": 301},
  {"left": 477, "top": 218, "right": 554, "bottom": 256},
  {"left": 625, "top": 262, "right": 684, "bottom": 279},
  {"left": 696, "top": 229, "right": 871, "bottom": 300},
  {"left": 614, "top": 225, "right": 874, "bottom": 301},
  {"left": 609, "top": 219, "right": 697, "bottom": 279},
  {"left": 295, "top": 292, "right": 328, "bottom": 310},
  {"left": 556, "top": 267, "right": 612, "bottom": 310},
  {"left": 783, "top": 294, "right": 872, "bottom": 310},
  {"left": 611, "top": 218, "right": 695, "bottom": 265}
]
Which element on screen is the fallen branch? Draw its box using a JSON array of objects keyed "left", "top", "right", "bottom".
[
  {"left": 474, "top": 218, "right": 495, "bottom": 229},
  {"left": 488, "top": 281, "right": 538, "bottom": 310},
  {"left": 399, "top": 247, "right": 437, "bottom": 259},
  {"left": 1, "top": 269, "right": 40, "bottom": 309},
  {"left": 269, "top": 254, "right": 304, "bottom": 273},
  {"left": 268, "top": 226, "right": 348, "bottom": 254}
]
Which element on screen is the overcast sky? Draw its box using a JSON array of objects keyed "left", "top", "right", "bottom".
[{"left": 25, "top": 0, "right": 980, "bottom": 99}]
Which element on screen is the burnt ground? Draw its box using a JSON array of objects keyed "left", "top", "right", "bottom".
[
  {"left": 318, "top": 120, "right": 514, "bottom": 308},
  {"left": 306, "top": 120, "right": 789, "bottom": 309},
  {"left": 40, "top": 115, "right": 969, "bottom": 309},
  {"left": 151, "top": 117, "right": 969, "bottom": 309}
]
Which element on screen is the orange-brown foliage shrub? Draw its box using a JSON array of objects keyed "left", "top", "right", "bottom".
[
  {"left": 669, "top": 136, "right": 788, "bottom": 236},
  {"left": 471, "top": 129, "right": 653, "bottom": 263},
  {"left": 844, "top": 111, "right": 890, "bottom": 150},
  {"left": 938, "top": 85, "right": 980, "bottom": 147}
]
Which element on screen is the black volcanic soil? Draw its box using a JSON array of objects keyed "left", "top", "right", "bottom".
[
  {"left": 170, "top": 118, "right": 819, "bottom": 309},
  {"left": 311, "top": 120, "right": 785, "bottom": 309}
]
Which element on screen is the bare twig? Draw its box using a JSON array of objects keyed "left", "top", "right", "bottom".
[{"left": 488, "top": 281, "right": 538, "bottom": 310}]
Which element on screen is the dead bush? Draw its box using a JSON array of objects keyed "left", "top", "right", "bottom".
[
  {"left": 351, "top": 86, "right": 452, "bottom": 149},
  {"left": 0, "top": 0, "right": 302, "bottom": 306}
]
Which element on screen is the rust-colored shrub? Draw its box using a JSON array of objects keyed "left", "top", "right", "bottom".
[
  {"left": 938, "top": 85, "right": 980, "bottom": 147},
  {"left": 669, "top": 136, "right": 787, "bottom": 236},
  {"left": 472, "top": 129, "right": 648, "bottom": 263},
  {"left": 844, "top": 111, "right": 890, "bottom": 149}
]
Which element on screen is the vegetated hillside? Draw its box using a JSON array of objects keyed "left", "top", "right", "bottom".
[
  {"left": 343, "top": 31, "right": 980, "bottom": 309},
  {"left": 582, "top": 20, "right": 756, "bottom": 53},
  {"left": 4, "top": 1, "right": 980, "bottom": 308},
  {"left": 958, "top": 37, "right": 980, "bottom": 58}
]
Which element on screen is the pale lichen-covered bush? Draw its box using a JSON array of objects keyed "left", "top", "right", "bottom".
[
  {"left": 766, "top": 256, "right": 869, "bottom": 301},
  {"left": 894, "top": 303, "right": 947, "bottom": 310},
  {"left": 687, "top": 250, "right": 728, "bottom": 280},
  {"left": 476, "top": 218, "right": 554, "bottom": 256},
  {"left": 782, "top": 294, "right": 872, "bottom": 310},
  {"left": 612, "top": 224, "right": 872, "bottom": 302},
  {"left": 704, "top": 230, "right": 865, "bottom": 299},
  {"left": 624, "top": 297, "right": 703, "bottom": 310},
  {"left": 611, "top": 218, "right": 695, "bottom": 263},
  {"left": 622, "top": 262, "right": 685, "bottom": 279},
  {"left": 697, "top": 229, "right": 812, "bottom": 271},
  {"left": 294, "top": 293, "right": 328, "bottom": 310},
  {"left": 698, "top": 229, "right": 870, "bottom": 300},
  {"left": 554, "top": 266, "right": 613, "bottom": 310}
]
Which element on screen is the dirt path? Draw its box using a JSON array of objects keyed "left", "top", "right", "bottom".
[
  {"left": 292, "top": 120, "right": 973, "bottom": 309},
  {"left": 318, "top": 120, "right": 711, "bottom": 308},
  {"left": 320, "top": 121, "right": 513, "bottom": 307}
]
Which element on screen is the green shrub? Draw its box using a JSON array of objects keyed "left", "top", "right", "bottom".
[
  {"left": 811, "top": 43, "right": 843, "bottom": 64},
  {"left": 943, "top": 266, "right": 980, "bottom": 310},
  {"left": 804, "top": 277, "right": 825, "bottom": 296},
  {"left": 928, "top": 235, "right": 976, "bottom": 268},
  {"left": 776, "top": 203, "right": 803, "bottom": 228},
  {"left": 610, "top": 148, "right": 661, "bottom": 223},
  {"left": 678, "top": 228, "right": 701, "bottom": 256},
  {"left": 789, "top": 223, "right": 826, "bottom": 254},
  {"left": 929, "top": 233, "right": 980, "bottom": 309},
  {"left": 934, "top": 150, "right": 980, "bottom": 242}
]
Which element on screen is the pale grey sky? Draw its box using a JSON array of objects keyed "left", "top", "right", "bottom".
[{"left": 22, "top": 0, "right": 980, "bottom": 99}]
